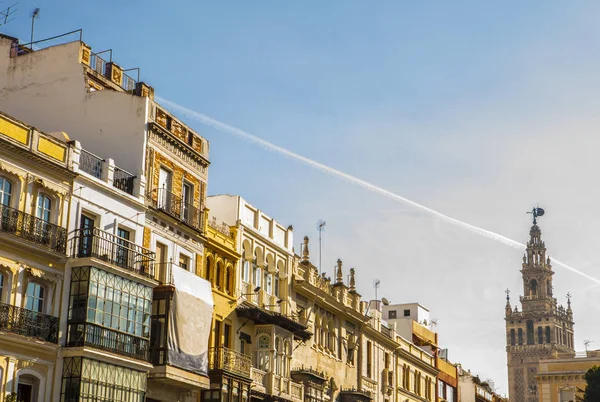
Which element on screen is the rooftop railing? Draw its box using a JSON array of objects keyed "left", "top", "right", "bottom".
[
  {"left": 79, "top": 149, "right": 104, "bottom": 179},
  {"left": 70, "top": 227, "right": 155, "bottom": 279},
  {"left": 113, "top": 167, "right": 136, "bottom": 195},
  {"left": 0, "top": 301, "right": 59, "bottom": 343},
  {"left": 0, "top": 204, "right": 67, "bottom": 253}
]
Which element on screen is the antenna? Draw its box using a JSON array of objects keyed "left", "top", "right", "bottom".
[
  {"left": 30, "top": 7, "right": 40, "bottom": 46},
  {"left": 374, "top": 279, "right": 380, "bottom": 302},
  {"left": 584, "top": 339, "right": 593, "bottom": 352},
  {"left": 430, "top": 319, "right": 438, "bottom": 329},
  {"left": 317, "top": 220, "right": 326, "bottom": 274},
  {"left": 0, "top": 2, "right": 18, "bottom": 27}
]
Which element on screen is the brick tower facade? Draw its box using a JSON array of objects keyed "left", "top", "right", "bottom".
[{"left": 505, "top": 223, "right": 575, "bottom": 402}]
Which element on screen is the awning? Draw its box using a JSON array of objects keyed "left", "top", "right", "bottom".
[{"left": 236, "top": 304, "right": 312, "bottom": 341}]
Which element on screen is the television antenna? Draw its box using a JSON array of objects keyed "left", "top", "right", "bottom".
[
  {"left": 584, "top": 339, "right": 594, "bottom": 352},
  {"left": 30, "top": 7, "right": 40, "bottom": 46},
  {"left": 0, "top": 2, "right": 18, "bottom": 26},
  {"left": 317, "top": 220, "right": 326, "bottom": 274},
  {"left": 374, "top": 279, "right": 380, "bottom": 302},
  {"left": 430, "top": 319, "right": 438, "bottom": 329}
]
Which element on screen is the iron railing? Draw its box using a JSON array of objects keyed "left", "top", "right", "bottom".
[
  {"left": 0, "top": 301, "right": 59, "bottom": 343},
  {"left": 71, "top": 227, "right": 155, "bottom": 279},
  {"left": 79, "top": 149, "right": 104, "bottom": 179},
  {"left": 90, "top": 52, "right": 108, "bottom": 75},
  {"left": 113, "top": 167, "right": 136, "bottom": 195},
  {"left": 67, "top": 322, "right": 149, "bottom": 361},
  {"left": 208, "top": 347, "right": 252, "bottom": 378},
  {"left": 148, "top": 188, "right": 204, "bottom": 232},
  {"left": 0, "top": 204, "right": 67, "bottom": 253},
  {"left": 122, "top": 73, "right": 137, "bottom": 91}
]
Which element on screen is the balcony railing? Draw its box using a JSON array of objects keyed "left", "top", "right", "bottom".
[
  {"left": 0, "top": 204, "right": 67, "bottom": 253},
  {"left": 0, "top": 301, "right": 59, "bottom": 343},
  {"left": 148, "top": 188, "right": 204, "bottom": 232},
  {"left": 113, "top": 167, "right": 136, "bottom": 195},
  {"left": 67, "top": 322, "right": 149, "bottom": 361},
  {"left": 71, "top": 227, "right": 155, "bottom": 279},
  {"left": 79, "top": 149, "right": 104, "bottom": 179},
  {"left": 208, "top": 347, "right": 252, "bottom": 378}
]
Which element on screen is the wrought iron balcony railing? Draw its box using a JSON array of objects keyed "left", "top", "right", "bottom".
[
  {"left": 67, "top": 322, "right": 149, "bottom": 361},
  {"left": 148, "top": 188, "right": 204, "bottom": 232},
  {"left": 0, "top": 204, "right": 67, "bottom": 253},
  {"left": 0, "top": 301, "right": 59, "bottom": 343},
  {"left": 70, "top": 227, "right": 156, "bottom": 279},
  {"left": 79, "top": 149, "right": 104, "bottom": 179},
  {"left": 113, "top": 167, "right": 136, "bottom": 195},
  {"left": 208, "top": 347, "right": 252, "bottom": 378}
]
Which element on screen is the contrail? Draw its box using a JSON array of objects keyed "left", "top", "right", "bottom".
[{"left": 156, "top": 96, "right": 600, "bottom": 286}]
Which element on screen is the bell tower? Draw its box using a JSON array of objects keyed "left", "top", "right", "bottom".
[{"left": 505, "top": 208, "right": 575, "bottom": 402}]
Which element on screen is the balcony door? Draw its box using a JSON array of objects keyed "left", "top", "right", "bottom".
[
  {"left": 156, "top": 243, "right": 168, "bottom": 283},
  {"left": 182, "top": 182, "right": 192, "bottom": 223},
  {"left": 158, "top": 168, "right": 172, "bottom": 210},
  {"left": 36, "top": 194, "right": 51, "bottom": 244},
  {"left": 0, "top": 177, "right": 12, "bottom": 232},
  {"left": 79, "top": 215, "right": 95, "bottom": 258}
]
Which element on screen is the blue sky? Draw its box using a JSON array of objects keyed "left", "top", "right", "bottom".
[{"left": 6, "top": 1, "right": 600, "bottom": 394}]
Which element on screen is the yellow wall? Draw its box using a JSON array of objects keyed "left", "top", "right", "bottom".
[{"left": 0, "top": 115, "right": 29, "bottom": 144}]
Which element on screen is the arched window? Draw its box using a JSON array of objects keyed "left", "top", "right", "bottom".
[
  {"left": 283, "top": 341, "right": 291, "bottom": 376},
  {"left": 25, "top": 282, "right": 44, "bottom": 313},
  {"left": 37, "top": 194, "right": 51, "bottom": 222},
  {"left": 538, "top": 327, "right": 543, "bottom": 344},
  {"left": 526, "top": 320, "right": 534, "bottom": 345},
  {"left": 253, "top": 264, "right": 261, "bottom": 288},
  {"left": 545, "top": 326, "right": 551, "bottom": 343},
  {"left": 0, "top": 177, "right": 12, "bottom": 206},
  {"left": 274, "top": 274, "right": 280, "bottom": 298},
  {"left": 518, "top": 328, "right": 523, "bottom": 345},
  {"left": 256, "top": 335, "right": 270, "bottom": 372},
  {"left": 314, "top": 315, "right": 320, "bottom": 347},
  {"left": 205, "top": 257, "right": 212, "bottom": 282},
  {"left": 265, "top": 272, "right": 273, "bottom": 294},
  {"left": 530, "top": 279, "right": 538, "bottom": 296},
  {"left": 329, "top": 319, "right": 336, "bottom": 354},
  {"left": 224, "top": 266, "right": 232, "bottom": 294},
  {"left": 510, "top": 329, "right": 516, "bottom": 346},
  {"left": 216, "top": 262, "right": 222, "bottom": 289},
  {"left": 17, "top": 371, "right": 41, "bottom": 402}
]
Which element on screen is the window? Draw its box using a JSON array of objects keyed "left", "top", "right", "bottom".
[
  {"left": 179, "top": 254, "right": 190, "bottom": 271},
  {"left": 242, "top": 259, "right": 250, "bottom": 283},
  {"left": 403, "top": 309, "right": 410, "bottom": 317},
  {"left": 526, "top": 320, "right": 534, "bottom": 345},
  {"left": 17, "top": 374, "right": 39, "bottom": 402},
  {"left": 182, "top": 182, "right": 192, "bottom": 222},
  {"left": 560, "top": 388, "right": 575, "bottom": 402},
  {"left": 265, "top": 273, "right": 273, "bottom": 294},
  {"left": 187, "top": 131, "right": 194, "bottom": 146},
  {"left": 545, "top": 326, "right": 551, "bottom": 343},
  {"left": 538, "top": 326, "right": 543, "bottom": 344},
  {"left": 275, "top": 337, "right": 281, "bottom": 375},
  {"left": 388, "top": 310, "right": 397, "bottom": 319},
  {"left": 510, "top": 329, "right": 516, "bottom": 346},
  {"left": 366, "top": 341, "right": 372, "bottom": 378},
  {"left": 256, "top": 335, "right": 270, "bottom": 371},
  {"left": 530, "top": 279, "right": 538, "bottom": 296},
  {"left": 224, "top": 323, "right": 231, "bottom": 349},
  {"left": 253, "top": 263, "right": 261, "bottom": 288},
  {"left": 25, "top": 282, "right": 44, "bottom": 313},
  {"left": 274, "top": 275, "right": 280, "bottom": 298},
  {"left": 37, "top": 194, "right": 51, "bottom": 222},
  {"left": 216, "top": 262, "right": 222, "bottom": 289},
  {"left": 0, "top": 177, "right": 11, "bottom": 206},
  {"left": 0, "top": 272, "right": 5, "bottom": 302},
  {"left": 205, "top": 257, "right": 212, "bottom": 282},
  {"left": 224, "top": 267, "right": 232, "bottom": 294},
  {"left": 518, "top": 328, "right": 523, "bottom": 345},
  {"left": 116, "top": 228, "right": 130, "bottom": 268}
]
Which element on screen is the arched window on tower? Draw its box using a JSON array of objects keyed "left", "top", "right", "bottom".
[
  {"left": 526, "top": 320, "right": 534, "bottom": 345},
  {"left": 518, "top": 328, "right": 523, "bottom": 345},
  {"left": 530, "top": 279, "right": 538, "bottom": 296},
  {"left": 545, "top": 326, "right": 551, "bottom": 343},
  {"left": 537, "top": 327, "right": 543, "bottom": 344},
  {"left": 510, "top": 329, "right": 516, "bottom": 346}
]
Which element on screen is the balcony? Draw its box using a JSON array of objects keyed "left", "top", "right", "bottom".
[
  {"left": 79, "top": 149, "right": 104, "bottom": 179},
  {"left": 339, "top": 388, "right": 372, "bottom": 402},
  {"left": 67, "top": 322, "right": 149, "bottom": 361},
  {"left": 148, "top": 188, "right": 204, "bottom": 232},
  {"left": 0, "top": 301, "right": 59, "bottom": 343},
  {"left": 208, "top": 347, "right": 252, "bottom": 378},
  {"left": 70, "top": 227, "right": 155, "bottom": 279},
  {"left": 250, "top": 368, "right": 303, "bottom": 402},
  {"left": 0, "top": 204, "right": 67, "bottom": 253}
]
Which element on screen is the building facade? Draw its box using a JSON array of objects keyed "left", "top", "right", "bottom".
[
  {"left": 457, "top": 368, "right": 508, "bottom": 402},
  {"left": 0, "top": 111, "right": 75, "bottom": 401},
  {"left": 505, "top": 223, "right": 575, "bottom": 402}
]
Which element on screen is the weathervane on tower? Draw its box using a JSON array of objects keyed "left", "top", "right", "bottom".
[{"left": 527, "top": 206, "right": 545, "bottom": 225}]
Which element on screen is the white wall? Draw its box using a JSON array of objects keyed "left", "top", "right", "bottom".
[
  {"left": 207, "top": 194, "right": 240, "bottom": 225},
  {"left": 0, "top": 38, "right": 147, "bottom": 175}
]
